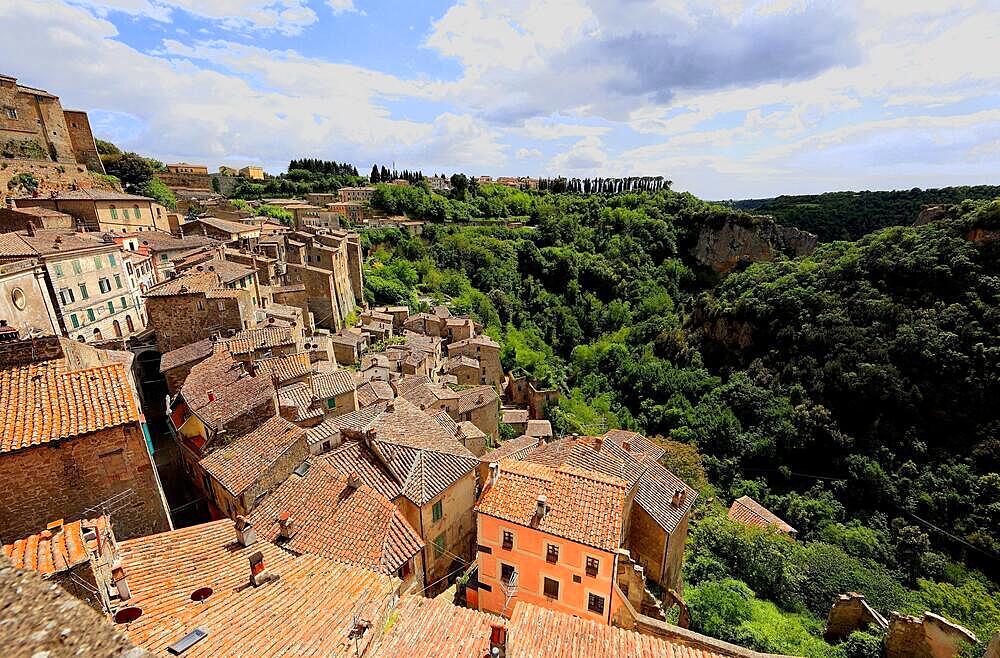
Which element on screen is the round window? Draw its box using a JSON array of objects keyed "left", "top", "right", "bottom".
[{"left": 11, "top": 288, "right": 26, "bottom": 311}]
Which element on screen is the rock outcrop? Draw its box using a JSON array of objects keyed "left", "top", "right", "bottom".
[{"left": 691, "top": 215, "right": 817, "bottom": 274}]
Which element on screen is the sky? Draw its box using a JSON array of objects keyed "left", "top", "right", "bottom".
[{"left": 2, "top": 0, "right": 999, "bottom": 199}]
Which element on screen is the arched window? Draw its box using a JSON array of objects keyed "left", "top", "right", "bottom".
[
  {"left": 126, "top": 315, "right": 135, "bottom": 333},
  {"left": 93, "top": 328, "right": 103, "bottom": 340},
  {"left": 113, "top": 320, "right": 122, "bottom": 337}
]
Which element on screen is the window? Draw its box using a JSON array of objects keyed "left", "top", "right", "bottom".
[
  {"left": 160, "top": 253, "right": 169, "bottom": 261},
  {"left": 543, "top": 577, "right": 559, "bottom": 600},
  {"left": 109, "top": 253, "right": 117, "bottom": 267},
  {"left": 87, "top": 309, "right": 95, "bottom": 322},
  {"left": 398, "top": 559, "right": 412, "bottom": 579},
  {"left": 546, "top": 544, "right": 559, "bottom": 564},
  {"left": 588, "top": 593, "right": 605, "bottom": 615},
  {"left": 501, "top": 530, "right": 514, "bottom": 550},
  {"left": 59, "top": 288, "right": 75, "bottom": 305},
  {"left": 432, "top": 500, "right": 443, "bottom": 522},
  {"left": 107, "top": 301, "right": 115, "bottom": 314},
  {"left": 54, "top": 263, "right": 63, "bottom": 278},
  {"left": 197, "top": 300, "right": 204, "bottom": 311},
  {"left": 3, "top": 106, "right": 16, "bottom": 120},
  {"left": 122, "top": 207, "right": 130, "bottom": 219},
  {"left": 500, "top": 563, "right": 515, "bottom": 583},
  {"left": 586, "top": 556, "right": 600, "bottom": 577},
  {"left": 120, "top": 296, "right": 128, "bottom": 309},
  {"left": 94, "top": 256, "right": 103, "bottom": 270},
  {"left": 98, "top": 278, "right": 111, "bottom": 293},
  {"left": 114, "top": 274, "right": 122, "bottom": 289},
  {"left": 11, "top": 288, "right": 26, "bottom": 310},
  {"left": 433, "top": 534, "right": 445, "bottom": 558},
  {"left": 326, "top": 397, "right": 336, "bottom": 409},
  {"left": 217, "top": 301, "right": 225, "bottom": 311},
  {"left": 72, "top": 260, "right": 81, "bottom": 274},
  {"left": 109, "top": 206, "right": 118, "bottom": 220},
  {"left": 78, "top": 283, "right": 89, "bottom": 299},
  {"left": 133, "top": 205, "right": 141, "bottom": 219},
  {"left": 70, "top": 314, "right": 79, "bottom": 329}
]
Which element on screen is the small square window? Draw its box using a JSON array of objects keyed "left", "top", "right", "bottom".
[
  {"left": 501, "top": 530, "right": 514, "bottom": 550},
  {"left": 432, "top": 500, "right": 443, "bottom": 521},
  {"left": 588, "top": 593, "right": 605, "bottom": 615},
  {"left": 586, "top": 556, "right": 600, "bottom": 577},
  {"left": 4, "top": 107, "right": 17, "bottom": 120},
  {"left": 500, "top": 563, "right": 515, "bottom": 583},
  {"left": 546, "top": 544, "right": 559, "bottom": 564},
  {"left": 543, "top": 577, "right": 559, "bottom": 600},
  {"left": 326, "top": 398, "right": 336, "bottom": 409}
]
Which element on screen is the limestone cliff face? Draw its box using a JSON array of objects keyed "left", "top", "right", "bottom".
[{"left": 691, "top": 215, "right": 817, "bottom": 274}]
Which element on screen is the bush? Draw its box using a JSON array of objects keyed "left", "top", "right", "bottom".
[
  {"left": 687, "top": 579, "right": 754, "bottom": 643},
  {"left": 840, "top": 631, "right": 884, "bottom": 658}
]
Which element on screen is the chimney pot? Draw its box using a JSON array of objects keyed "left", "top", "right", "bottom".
[
  {"left": 207, "top": 390, "right": 216, "bottom": 403},
  {"left": 112, "top": 561, "right": 131, "bottom": 601},
  {"left": 249, "top": 551, "right": 269, "bottom": 587},
  {"left": 347, "top": 472, "right": 361, "bottom": 490},
  {"left": 234, "top": 515, "right": 256, "bottom": 547},
  {"left": 621, "top": 440, "right": 631, "bottom": 452},
  {"left": 488, "top": 462, "right": 499, "bottom": 486},
  {"left": 489, "top": 624, "right": 507, "bottom": 657},
  {"left": 535, "top": 494, "right": 548, "bottom": 520},
  {"left": 277, "top": 512, "right": 296, "bottom": 540}
]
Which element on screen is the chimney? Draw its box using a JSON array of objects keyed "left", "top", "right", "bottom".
[
  {"left": 277, "top": 512, "right": 296, "bottom": 540},
  {"left": 245, "top": 360, "right": 256, "bottom": 377},
  {"left": 671, "top": 488, "right": 687, "bottom": 507},
  {"left": 111, "top": 561, "right": 131, "bottom": 601},
  {"left": 207, "top": 390, "right": 216, "bottom": 403},
  {"left": 386, "top": 400, "right": 395, "bottom": 412},
  {"left": 535, "top": 494, "right": 548, "bottom": 520},
  {"left": 489, "top": 624, "right": 507, "bottom": 658},
  {"left": 593, "top": 436, "right": 603, "bottom": 451},
  {"left": 347, "top": 472, "right": 361, "bottom": 490},
  {"left": 488, "top": 462, "right": 500, "bottom": 486},
  {"left": 248, "top": 550, "right": 269, "bottom": 587},
  {"left": 621, "top": 440, "right": 631, "bottom": 453},
  {"left": 234, "top": 515, "right": 256, "bottom": 547},
  {"left": 477, "top": 393, "right": 484, "bottom": 404}
]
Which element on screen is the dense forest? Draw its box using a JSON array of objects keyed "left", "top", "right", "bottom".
[
  {"left": 727, "top": 186, "right": 1000, "bottom": 242},
  {"left": 360, "top": 182, "right": 1000, "bottom": 657}
]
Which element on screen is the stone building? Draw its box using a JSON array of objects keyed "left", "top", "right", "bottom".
[
  {"left": 0, "top": 336, "right": 171, "bottom": 541},
  {"left": 0, "top": 258, "right": 60, "bottom": 337},
  {"left": 324, "top": 398, "right": 480, "bottom": 596},
  {"left": 0, "top": 206, "right": 75, "bottom": 232},
  {"left": 14, "top": 190, "right": 170, "bottom": 233},
  {"left": 0, "top": 74, "right": 104, "bottom": 172},
  {"left": 239, "top": 165, "right": 264, "bottom": 180},
  {"left": 130, "top": 231, "right": 217, "bottom": 282},
  {"left": 0, "top": 230, "right": 147, "bottom": 343},
  {"left": 143, "top": 271, "right": 256, "bottom": 352},
  {"left": 166, "top": 162, "right": 208, "bottom": 175},
  {"left": 506, "top": 371, "right": 561, "bottom": 419},
  {"left": 283, "top": 230, "right": 362, "bottom": 331},
  {"left": 326, "top": 200, "right": 373, "bottom": 223},
  {"left": 337, "top": 186, "right": 376, "bottom": 203},
  {"left": 180, "top": 216, "right": 261, "bottom": 245},
  {"left": 448, "top": 335, "right": 504, "bottom": 389}
]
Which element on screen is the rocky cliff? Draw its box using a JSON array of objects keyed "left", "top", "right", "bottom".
[
  {"left": 1, "top": 159, "right": 118, "bottom": 206},
  {"left": 691, "top": 215, "right": 817, "bottom": 274}
]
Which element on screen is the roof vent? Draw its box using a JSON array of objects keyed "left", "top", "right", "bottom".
[
  {"left": 196, "top": 265, "right": 204, "bottom": 272},
  {"left": 292, "top": 460, "right": 311, "bottom": 477},
  {"left": 621, "top": 440, "right": 631, "bottom": 452},
  {"left": 234, "top": 515, "right": 256, "bottom": 547},
  {"left": 166, "top": 627, "right": 209, "bottom": 654},
  {"left": 535, "top": 494, "right": 548, "bottom": 520}
]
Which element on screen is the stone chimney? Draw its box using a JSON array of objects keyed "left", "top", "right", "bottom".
[
  {"left": 207, "top": 390, "right": 216, "bottom": 403},
  {"left": 111, "top": 561, "right": 131, "bottom": 601},
  {"left": 488, "top": 462, "right": 500, "bottom": 486},
  {"left": 277, "top": 512, "right": 296, "bottom": 540},
  {"left": 621, "top": 439, "right": 631, "bottom": 452},
  {"left": 234, "top": 515, "right": 256, "bottom": 547},
  {"left": 671, "top": 488, "right": 687, "bottom": 507},
  {"left": 347, "top": 472, "right": 361, "bottom": 490},
  {"left": 489, "top": 624, "right": 507, "bottom": 658},
  {"left": 248, "top": 550, "right": 270, "bottom": 587},
  {"left": 535, "top": 494, "right": 548, "bottom": 520}
]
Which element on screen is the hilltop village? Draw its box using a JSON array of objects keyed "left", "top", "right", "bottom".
[{"left": 0, "top": 74, "right": 995, "bottom": 658}]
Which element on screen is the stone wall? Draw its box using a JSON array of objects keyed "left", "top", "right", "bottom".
[
  {"left": 824, "top": 592, "right": 889, "bottom": 642},
  {"left": 0, "top": 160, "right": 118, "bottom": 206},
  {"left": 0, "top": 424, "right": 171, "bottom": 541},
  {"left": 885, "top": 612, "right": 978, "bottom": 658},
  {"left": 63, "top": 110, "right": 104, "bottom": 173},
  {"left": 146, "top": 292, "right": 250, "bottom": 352}
]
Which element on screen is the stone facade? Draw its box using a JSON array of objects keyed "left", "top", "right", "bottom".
[
  {"left": 0, "top": 74, "right": 103, "bottom": 172},
  {"left": 0, "top": 160, "right": 117, "bottom": 207},
  {"left": 506, "top": 373, "right": 561, "bottom": 419},
  {"left": 14, "top": 194, "right": 170, "bottom": 233},
  {"left": 0, "top": 422, "right": 171, "bottom": 541},
  {"left": 0, "top": 259, "right": 60, "bottom": 337},
  {"left": 145, "top": 290, "right": 253, "bottom": 352},
  {"left": 885, "top": 613, "right": 978, "bottom": 658}
]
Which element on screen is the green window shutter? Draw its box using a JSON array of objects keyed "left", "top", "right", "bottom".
[
  {"left": 70, "top": 314, "right": 79, "bottom": 329},
  {"left": 108, "top": 301, "right": 115, "bottom": 314},
  {"left": 120, "top": 296, "right": 128, "bottom": 309},
  {"left": 78, "top": 284, "right": 89, "bottom": 299},
  {"left": 94, "top": 256, "right": 102, "bottom": 269},
  {"left": 114, "top": 274, "right": 122, "bottom": 289},
  {"left": 110, "top": 208, "right": 117, "bottom": 220},
  {"left": 54, "top": 264, "right": 63, "bottom": 277},
  {"left": 72, "top": 260, "right": 81, "bottom": 274},
  {"left": 87, "top": 309, "right": 95, "bottom": 322},
  {"left": 109, "top": 253, "right": 117, "bottom": 267},
  {"left": 326, "top": 398, "right": 336, "bottom": 409},
  {"left": 432, "top": 500, "right": 443, "bottom": 521}
]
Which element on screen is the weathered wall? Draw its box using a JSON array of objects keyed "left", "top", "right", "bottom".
[
  {"left": 627, "top": 504, "right": 667, "bottom": 584},
  {"left": 146, "top": 292, "right": 249, "bottom": 352},
  {"left": 418, "top": 470, "right": 477, "bottom": 597},
  {"left": 0, "top": 424, "right": 171, "bottom": 541},
  {"left": 690, "top": 216, "right": 817, "bottom": 274},
  {"left": 63, "top": 110, "right": 104, "bottom": 173},
  {"left": 0, "top": 259, "right": 60, "bottom": 337},
  {"left": 885, "top": 613, "right": 978, "bottom": 658},
  {"left": 0, "top": 160, "right": 117, "bottom": 206}
]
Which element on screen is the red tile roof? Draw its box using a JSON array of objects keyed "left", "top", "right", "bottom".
[
  {"left": 357, "top": 380, "right": 394, "bottom": 408},
  {"left": 0, "top": 359, "right": 139, "bottom": 453},
  {"left": 603, "top": 429, "right": 666, "bottom": 461},
  {"left": 143, "top": 271, "right": 226, "bottom": 297},
  {"left": 199, "top": 416, "right": 305, "bottom": 496},
  {"left": 159, "top": 338, "right": 215, "bottom": 373},
  {"left": 480, "top": 435, "right": 541, "bottom": 465},
  {"left": 115, "top": 520, "right": 399, "bottom": 657},
  {"left": 373, "top": 595, "right": 503, "bottom": 658},
  {"left": 255, "top": 352, "right": 312, "bottom": 385},
  {"left": 277, "top": 381, "right": 324, "bottom": 423},
  {"left": 476, "top": 461, "right": 628, "bottom": 552},
  {"left": 324, "top": 441, "right": 402, "bottom": 500},
  {"left": 507, "top": 602, "right": 749, "bottom": 658},
  {"left": 312, "top": 370, "right": 357, "bottom": 398},
  {"left": 2, "top": 517, "right": 106, "bottom": 576},
  {"left": 728, "top": 496, "right": 797, "bottom": 536},
  {"left": 247, "top": 460, "right": 422, "bottom": 574},
  {"left": 222, "top": 326, "right": 295, "bottom": 355},
  {"left": 180, "top": 351, "right": 275, "bottom": 431},
  {"left": 457, "top": 386, "right": 499, "bottom": 414}
]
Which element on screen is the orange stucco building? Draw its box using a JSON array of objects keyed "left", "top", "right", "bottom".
[{"left": 475, "top": 460, "right": 633, "bottom": 623}]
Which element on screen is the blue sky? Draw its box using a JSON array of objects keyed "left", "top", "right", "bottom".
[{"left": 3, "top": 0, "right": 999, "bottom": 198}]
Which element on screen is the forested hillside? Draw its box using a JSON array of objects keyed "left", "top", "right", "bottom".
[
  {"left": 728, "top": 186, "right": 1000, "bottom": 241},
  {"left": 361, "top": 184, "right": 1000, "bottom": 657}
]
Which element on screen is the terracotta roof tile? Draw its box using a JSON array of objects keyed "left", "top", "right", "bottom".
[
  {"left": 199, "top": 416, "right": 306, "bottom": 496},
  {"left": 324, "top": 441, "right": 402, "bottom": 500},
  {"left": 2, "top": 517, "right": 106, "bottom": 576},
  {"left": 603, "top": 429, "right": 666, "bottom": 461},
  {"left": 143, "top": 271, "right": 225, "bottom": 297},
  {"left": 476, "top": 460, "right": 628, "bottom": 552},
  {"left": 448, "top": 335, "right": 500, "bottom": 352},
  {"left": 373, "top": 595, "right": 503, "bottom": 658},
  {"left": 507, "top": 602, "right": 744, "bottom": 658},
  {"left": 159, "top": 338, "right": 214, "bottom": 373},
  {"left": 728, "top": 496, "right": 797, "bottom": 535},
  {"left": 180, "top": 351, "right": 275, "bottom": 430},
  {"left": 186, "top": 216, "right": 259, "bottom": 235},
  {"left": 115, "top": 520, "right": 399, "bottom": 657},
  {"left": 312, "top": 370, "right": 356, "bottom": 399},
  {"left": 457, "top": 386, "right": 499, "bottom": 414},
  {"left": 276, "top": 381, "right": 324, "bottom": 423},
  {"left": 0, "top": 359, "right": 139, "bottom": 453},
  {"left": 357, "top": 380, "right": 394, "bottom": 408},
  {"left": 248, "top": 460, "right": 422, "bottom": 574},
  {"left": 222, "top": 326, "right": 295, "bottom": 355},
  {"left": 255, "top": 352, "right": 312, "bottom": 385},
  {"left": 480, "top": 435, "right": 540, "bottom": 465},
  {"left": 525, "top": 420, "right": 552, "bottom": 437},
  {"left": 501, "top": 409, "right": 529, "bottom": 425}
]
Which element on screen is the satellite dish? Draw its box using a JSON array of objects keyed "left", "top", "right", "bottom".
[{"left": 114, "top": 606, "right": 143, "bottom": 624}]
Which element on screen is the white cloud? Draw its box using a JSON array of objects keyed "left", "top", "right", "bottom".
[
  {"left": 326, "top": 0, "right": 356, "bottom": 15},
  {"left": 69, "top": 0, "right": 319, "bottom": 35},
  {"left": 516, "top": 147, "right": 542, "bottom": 159}
]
